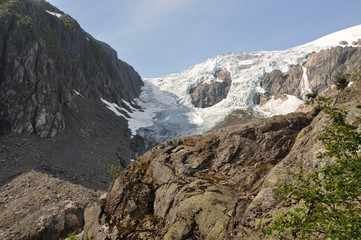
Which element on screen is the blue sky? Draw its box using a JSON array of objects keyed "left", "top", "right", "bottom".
[{"left": 47, "top": 0, "right": 361, "bottom": 78}]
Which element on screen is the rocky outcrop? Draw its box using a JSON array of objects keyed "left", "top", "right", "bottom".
[
  {"left": 259, "top": 46, "right": 361, "bottom": 102},
  {"left": 0, "top": 170, "right": 102, "bottom": 240},
  {"left": 190, "top": 68, "right": 232, "bottom": 108},
  {"left": 305, "top": 46, "right": 361, "bottom": 91},
  {"left": 260, "top": 65, "right": 304, "bottom": 99},
  {"left": 0, "top": 0, "right": 143, "bottom": 138},
  {"left": 83, "top": 108, "right": 316, "bottom": 239}
]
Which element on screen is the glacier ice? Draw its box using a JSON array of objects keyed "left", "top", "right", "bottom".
[{"left": 110, "top": 24, "right": 361, "bottom": 143}]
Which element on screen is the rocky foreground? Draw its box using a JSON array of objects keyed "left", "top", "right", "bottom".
[
  {"left": 0, "top": 170, "right": 102, "bottom": 240},
  {"left": 82, "top": 77, "right": 361, "bottom": 239}
]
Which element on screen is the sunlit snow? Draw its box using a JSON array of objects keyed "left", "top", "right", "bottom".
[
  {"left": 108, "top": 25, "right": 361, "bottom": 142},
  {"left": 45, "top": 10, "right": 62, "bottom": 18},
  {"left": 100, "top": 98, "right": 128, "bottom": 119}
]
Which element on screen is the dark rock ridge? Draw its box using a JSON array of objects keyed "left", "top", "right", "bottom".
[
  {"left": 190, "top": 68, "right": 232, "bottom": 108},
  {"left": 83, "top": 109, "right": 316, "bottom": 239},
  {"left": 259, "top": 46, "right": 361, "bottom": 103},
  {"left": 0, "top": 0, "right": 143, "bottom": 138}
]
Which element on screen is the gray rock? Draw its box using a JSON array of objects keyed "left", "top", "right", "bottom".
[
  {"left": 0, "top": 0, "right": 143, "bottom": 138},
  {"left": 339, "top": 40, "right": 348, "bottom": 45},
  {"left": 190, "top": 68, "right": 232, "bottom": 108}
]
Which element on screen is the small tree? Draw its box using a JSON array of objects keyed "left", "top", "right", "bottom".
[
  {"left": 266, "top": 102, "right": 361, "bottom": 239},
  {"left": 333, "top": 71, "right": 349, "bottom": 91}
]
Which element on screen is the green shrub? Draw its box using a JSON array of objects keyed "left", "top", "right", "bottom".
[
  {"left": 266, "top": 100, "right": 361, "bottom": 239},
  {"left": 333, "top": 71, "right": 349, "bottom": 91},
  {"left": 109, "top": 165, "right": 121, "bottom": 179}
]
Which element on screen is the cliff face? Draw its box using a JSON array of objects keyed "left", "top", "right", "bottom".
[
  {"left": 190, "top": 68, "right": 232, "bottom": 108},
  {"left": 259, "top": 46, "right": 361, "bottom": 102},
  {"left": 0, "top": 0, "right": 143, "bottom": 138},
  {"left": 0, "top": 0, "right": 145, "bottom": 190}
]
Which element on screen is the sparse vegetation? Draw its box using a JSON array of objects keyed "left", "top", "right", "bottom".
[
  {"left": 333, "top": 71, "right": 349, "bottom": 91},
  {"left": 15, "top": 13, "right": 31, "bottom": 24},
  {"left": 266, "top": 98, "right": 361, "bottom": 239},
  {"left": 109, "top": 165, "right": 121, "bottom": 179},
  {"left": 60, "top": 14, "right": 74, "bottom": 28},
  {"left": 0, "top": 0, "right": 16, "bottom": 15},
  {"left": 59, "top": 228, "right": 81, "bottom": 240}
]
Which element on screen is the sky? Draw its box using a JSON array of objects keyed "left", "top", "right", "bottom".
[{"left": 46, "top": 0, "right": 361, "bottom": 78}]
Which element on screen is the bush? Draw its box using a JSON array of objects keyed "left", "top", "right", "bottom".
[{"left": 333, "top": 71, "right": 349, "bottom": 91}]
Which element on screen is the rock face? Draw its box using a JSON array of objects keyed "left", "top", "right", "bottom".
[
  {"left": 259, "top": 46, "right": 361, "bottom": 102},
  {"left": 0, "top": 0, "right": 144, "bottom": 190},
  {"left": 190, "top": 68, "right": 232, "bottom": 108},
  {"left": 305, "top": 46, "right": 361, "bottom": 91},
  {"left": 0, "top": 0, "right": 143, "bottom": 138},
  {"left": 260, "top": 65, "right": 304, "bottom": 99},
  {"left": 83, "top": 109, "right": 316, "bottom": 239},
  {"left": 0, "top": 95, "right": 140, "bottom": 190},
  {"left": 0, "top": 170, "right": 102, "bottom": 240}
]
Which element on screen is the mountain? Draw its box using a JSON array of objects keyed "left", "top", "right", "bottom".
[
  {"left": 0, "top": 0, "right": 144, "bottom": 190},
  {"left": 1, "top": 0, "right": 361, "bottom": 238},
  {"left": 83, "top": 68, "right": 361, "bottom": 240},
  {"left": 79, "top": 25, "right": 361, "bottom": 239},
  {"left": 120, "top": 25, "right": 361, "bottom": 145}
]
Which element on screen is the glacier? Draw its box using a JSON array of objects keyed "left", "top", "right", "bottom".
[{"left": 104, "top": 24, "right": 361, "bottom": 144}]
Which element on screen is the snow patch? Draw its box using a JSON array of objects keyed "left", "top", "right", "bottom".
[
  {"left": 257, "top": 95, "right": 304, "bottom": 116},
  {"left": 100, "top": 98, "right": 128, "bottom": 119},
  {"left": 73, "top": 89, "right": 83, "bottom": 97},
  {"left": 45, "top": 10, "right": 62, "bottom": 18}
]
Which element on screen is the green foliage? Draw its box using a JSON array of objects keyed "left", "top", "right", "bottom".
[
  {"left": 305, "top": 90, "right": 332, "bottom": 110},
  {"left": 266, "top": 99, "right": 361, "bottom": 239},
  {"left": 109, "top": 165, "right": 121, "bottom": 179},
  {"left": 0, "top": 0, "right": 16, "bottom": 15},
  {"left": 333, "top": 71, "right": 349, "bottom": 91},
  {"left": 15, "top": 13, "right": 31, "bottom": 24},
  {"left": 60, "top": 14, "right": 74, "bottom": 28},
  {"left": 59, "top": 228, "right": 81, "bottom": 240}
]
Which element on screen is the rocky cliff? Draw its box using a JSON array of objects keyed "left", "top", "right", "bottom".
[
  {"left": 83, "top": 70, "right": 361, "bottom": 239},
  {"left": 190, "top": 68, "right": 232, "bottom": 108},
  {"left": 0, "top": 0, "right": 143, "bottom": 138},
  {"left": 0, "top": 0, "right": 144, "bottom": 190},
  {"left": 259, "top": 46, "right": 361, "bottom": 102}
]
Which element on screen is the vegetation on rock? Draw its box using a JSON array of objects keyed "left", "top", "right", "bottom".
[{"left": 267, "top": 98, "right": 361, "bottom": 239}]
